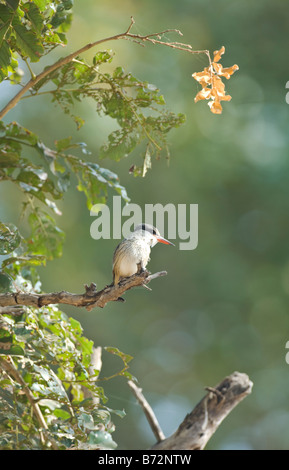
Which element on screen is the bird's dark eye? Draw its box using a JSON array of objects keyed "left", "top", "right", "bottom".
[{"left": 152, "top": 228, "right": 157, "bottom": 235}]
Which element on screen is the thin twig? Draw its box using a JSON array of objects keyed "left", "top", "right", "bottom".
[
  {"left": 24, "top": 58, "right": 36, "bottom": 80},
  {"left": 0, "top": 306, "right": 25, "bottom": 316},
  {"left": 128, "top": 380, "right": 165, "bottom": 443}
]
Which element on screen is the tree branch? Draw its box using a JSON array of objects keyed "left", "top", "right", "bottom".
[
  {"left": 0, "top": 306, "right": 25, "bottom": 316},
  {"left": 0, "top": 16, "right": 211, "bottom": 120},
  {"left": 128, "top": 379, "right": 165, "bottom": 443},
  {"left": 82, "top": 346, "right": 103, "bottom": 406},
  {"left": 151, "top": 371, "right": 253, "bottom": 450},
  {"left": 0, "top": 270, "right": 167, "bottom": 311}
]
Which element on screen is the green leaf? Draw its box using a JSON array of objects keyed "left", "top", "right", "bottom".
[
  {"left": 105, "top": 407, "right": 126, "bottom": 419},
  {"left": 1, "top": 254, "right": 46, "bottom": 269},
  {"left": 0, "top": 41, "right": 11, "bottom": 75},
  {"left": 93, "top": 50, "right": 114, "bottom": 66},
  {"left": 62, "top": 1, "right": 74, "bottom": 11},
  {"left": 77, "top": 335, "right": 93, "bottom": 357},
  {"left": 68, "top": 317, "right": 83, "bottom": 334},
  {"left": 5, "top": 0, "right": 20, "bottom": 10},
  {"left": 99, "top": 128, "right": 139, "bottom": 162},
  {"left": 0, "top": 121, "right": 39, "bottom": 146},
  {"left": 105, "top": 346, "right": 133, "bottom": 364},
  {"left": 88, "top": 430, "right": 117, "bottom": 450},
  {"left": 0, "top": 151, "right": 19, "bottom": 167},
  {"left": 0, "top": 344, "right": 24, "bottom": 355},
  {"left": 33, "top": 0, "right": 50, "bottom": 12},
  {"left": 0, "top": 272, "right": 13, "bottom": 292},
  {"left": 53, "top": 408, "right": 71, "bottom": 420},
  {"left": 17, "top": 166, "right": 48, "bottom": 189},
  {"left": 66, "top": 155, "right": 129, "bottom": 208},
  {"left": 0, "top": 222, "right": 21, "bottom": 255},
  {"left": 78, "top": 411, "right": 95, "bottom": 430},
  {"left": 12, "top": 22, "right": 44, "bottom": 62},
  {"left": 0, "top": 4, "right": 14, "bottom": 22},
  {"left": 27, "top": 209, "right": 65, "bottom": 260},
  {"left": 54, "top": 136, "right": 73, "bottom": 152},
  {"left": 22, "top": 3, "right": 44, "bottom": 34},
  {"left": 0, "top": 21, "right": 11, "bottom": 45}
]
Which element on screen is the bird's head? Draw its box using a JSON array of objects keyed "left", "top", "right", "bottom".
[{"left": 133, "top": 223, "right": 175, "bottom": 247}]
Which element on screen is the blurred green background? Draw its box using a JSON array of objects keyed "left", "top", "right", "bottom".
[{"left": 1, "top": 0, "right": 289, "bottom": 450}]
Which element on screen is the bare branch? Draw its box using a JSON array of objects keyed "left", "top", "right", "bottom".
[
  {"left": 82, "top": 346, "right": 103, "bottom": 405},
  {"left": 0, "top": 306, "right": 25, "bottom": 316},
  {"left": 128, "top": 380, "right": 165, "bottom": 443},
  {"left": 0, "top": 270, "right": 167, "bottom": 311},
  {"left": 151, "top": 372, "right": 253, "bottom": 450}
]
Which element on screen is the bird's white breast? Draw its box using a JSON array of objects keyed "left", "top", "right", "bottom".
[{"left": 118, "top": 239, "right": 151, "bottom": 277}]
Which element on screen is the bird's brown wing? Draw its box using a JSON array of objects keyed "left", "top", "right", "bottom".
[{"left": 112, "top": 239, "right": 127, "bottom": 285}]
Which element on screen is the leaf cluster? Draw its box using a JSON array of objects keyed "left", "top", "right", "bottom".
[
  {"left": 0, "top": 299, "right": 129, "bottom": 449},
  {"left": 192, "top": 46, "right": 239, "bottom": 114},
  {"left": 0, "top": 108, "right": 133, "bottom": 450},
  {"left": 0, "top": 120, "right": 129, "bottom": 289},
  {"left": 29, "top": 50, "right": 186, "bottom": 175},
  {"left": 0, "top": 1, "right": 240, "bottom": 450},
  {"left": 0, "top": 0, "right": 72, "bottom": 82}
]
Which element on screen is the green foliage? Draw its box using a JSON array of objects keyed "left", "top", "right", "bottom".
[
  {"left": 0, "top": 0, "right": 73, "bottom": 81},
  {"left": 0, "top": 222, "right": 21, "bottom": 255},
  {"left": 0, "top": 120, "right": 129, "bottom": 275},
  {"left": 0, "top": 0, "right": 186, "bottom": 450},
  {"left": 30, "top": 51, "right": 185, "bottom": 173},
  {"left": 0, "top": 289, "right": 128, "bottom": 449}
]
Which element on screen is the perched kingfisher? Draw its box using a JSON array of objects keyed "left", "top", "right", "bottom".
[{"left": 112, "top": 223, "right": 174, "bottom": 285}]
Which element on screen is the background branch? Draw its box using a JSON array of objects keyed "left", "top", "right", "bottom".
[
  {"left": 150, "top": 371, "right": 253, "bottom": 450},
  {"left": 128, "top": 379, "right": 165, "bottom": 443}
]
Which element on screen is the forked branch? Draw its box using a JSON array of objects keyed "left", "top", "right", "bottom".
[{"left": 150, "top": 371, "right": 253, "bottom": 450}]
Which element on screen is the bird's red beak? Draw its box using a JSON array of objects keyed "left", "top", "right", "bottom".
[{"left": 156, "top": 236, "right": 175, "bottom": 246}]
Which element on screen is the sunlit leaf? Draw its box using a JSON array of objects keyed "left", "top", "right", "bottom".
[
  {"left": 88, "top": 430, "right": 117, "bottom": 450},
  {"left": 53, "top": 408, "right": 71, "bottom": 420},
  {"left": 0, "top": 222, "right": 21, "bottom": 255},
  {"left": 12, "top": 22, "right": 44, "bottom": 62},
  {"left": 2, "top": 254, "right": 46, "bottom": 269},
  {"left": 213, "top": 46, "right": 225, "bottom": 63},
  {"left": 27, "top": 209, "right": 65, "bottom": 260},
  {"left": 22, "top": 3, "right": 44, "bottom": 34},
  {"left": 192, "top": 46, "right": 238, "bottom": 114},
  {"left": 142, "top": 145, "right": 151, "bottom": 177},
  {"left": 105, "top": 346, "right": 133, "bottom": 365}
]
